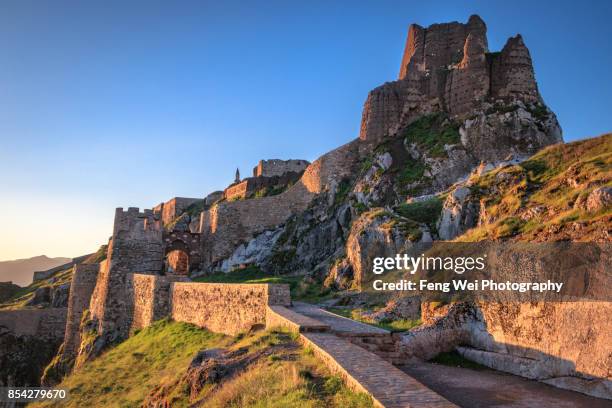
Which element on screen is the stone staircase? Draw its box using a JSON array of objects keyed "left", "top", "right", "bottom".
[{"left": 266, "top": 302, "right": 457, "bottom": 408}]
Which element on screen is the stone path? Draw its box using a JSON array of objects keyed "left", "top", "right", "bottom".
[
  {"left": 292, "top": 302, "right": 389, "bottom": 335},
  {"left": 302, "top": 332, "right": 457, "bottom": 408},
  {"left": 402, "top": 362, "right": 612, "bottom": 408},
  {"left": 267, "top": 303, "right": 457, "bottom": 408}
]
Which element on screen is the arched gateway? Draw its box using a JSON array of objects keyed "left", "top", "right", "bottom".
[{"left": 162, "top": 231, "right": 201, "bottom": 276}]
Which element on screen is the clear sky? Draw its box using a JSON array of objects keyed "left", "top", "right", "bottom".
[{"left": 1, "top": 0, "right": 611, "bottom": 261}]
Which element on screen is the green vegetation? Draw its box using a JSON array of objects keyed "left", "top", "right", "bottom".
[
  {"left": 254, "top": 183, "right": 291, "bottom": 198},
  {"left": 396, "top": 196, "right": 443, "bottom": 230},
  {"left": 334, "top": 178, "right": 353, "bottom": 206},
  {"left": 34, "top": 320, "right": 230, "bottom": 408},
  {"left": 403, "top": 113, "right": 461, "bottom": 158},
  {"left": 194, "top": 266, "right": 332, "bottom": 303},
  {"left": 326, "top": 307, "right": 421, "bottom": 332},
  {"left": 184, "top": 200, "right": 207, "bottom": 217},
  {"left": 485, "top": 102, "right": 519, "bottom": 115},
  {"left": 0, "top": 266, "right": 74, "bottom": 310},
  {"left": 201, "top": 329, "right": 373, "bottom": 408},
  {"left": 34, "top": 322, "right": 372, "bottom": 408},
  {"left": 398, "top": 160, "right": 426, "bottom": 185},
  {"left": 353, "top": 202, "right": 368, "bottom": 214},
  {"left": 430, "top": 351, "right": 487, "bottom": 370},
  {"left": 526, "top": 103, "right": 549, "bottom": 121}
]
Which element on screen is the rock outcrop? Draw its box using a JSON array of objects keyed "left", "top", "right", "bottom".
[{"left": 360, "top": 15, "right": 561, "bottom": 158}]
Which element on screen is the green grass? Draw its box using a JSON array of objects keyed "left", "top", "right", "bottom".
[
  {"left": 430, "top": 351, "right": 487, "bottom": 370},
  {"left": 396, "top": 196, "right": 443, "bottom": 230},
  {"left": 35, "top": 324, "right": 372, "bottom": 408},
  {"left": 33, "top": 320, "right": 230, "bottom": 408},
  {"left": 403, "top": 113, "right": 461, "bottom": 158},
  {"left": 326, "top": 307, "right": 421, "bottom": 333},
  {"left": 0, "top": 266, "right": 74, "bottom": 310},
  {"left": 194, "top": 266, "right": 333, "bottom": 303}
]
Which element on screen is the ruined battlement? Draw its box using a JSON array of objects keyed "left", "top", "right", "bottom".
[
  {"left": 152, "top": 197, "right": 202, "bottom": 226},
  {"left": 113, "top": 207, "right": 162, "bottom": 237},
  {"left": 253, "top": 159, "right": 310, "bottom": 178}
]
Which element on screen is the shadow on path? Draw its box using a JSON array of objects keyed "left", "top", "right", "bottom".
[{"left": 401, "top": 362, "right": 611, "bottom": 408}]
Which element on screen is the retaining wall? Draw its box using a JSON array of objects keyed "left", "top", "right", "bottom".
[{"left": 170, "top": 282, "right": 290, "bottom": 335}]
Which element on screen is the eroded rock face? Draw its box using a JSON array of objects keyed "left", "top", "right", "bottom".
[
  {"left": 360, "top": 14, "right": 562, "bottom": 160},
  {"left": 586, "top": 186, "right": 612, "bottom": 213},
  {"left": 346, "top": 210, "right": 430, "bottom": 287},
  {"left": 217, "top": 228, "right": 284, "bottom": 272},
  {"left": 437, "top": 186, "right": 479, "bottom": 240}
]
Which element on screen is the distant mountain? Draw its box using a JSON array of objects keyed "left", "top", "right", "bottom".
[{"left": 0, "top": 255, "right": 71, "bottom": 287}]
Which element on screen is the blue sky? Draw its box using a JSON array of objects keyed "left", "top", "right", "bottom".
[{"left": 1, "top": 0, "right": 611, "bottom": 260}]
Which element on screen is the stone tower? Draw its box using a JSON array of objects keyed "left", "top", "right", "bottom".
[{"left": 235, "top": 168, "right": 241, "bottom": 183}]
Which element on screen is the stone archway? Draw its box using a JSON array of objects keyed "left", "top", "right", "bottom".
[
  {"left": 164, "top": 241, "right": 190, "bottom": 276},
  {"left": 162, "top": 231, "right": 202, "bottom": 276}
]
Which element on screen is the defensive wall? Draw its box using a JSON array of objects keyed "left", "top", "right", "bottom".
[
  {"left": 199, "top": 139, "right": 363, "bottom": 269},
  {"left": 0, "top": 308, "right": 67, "bottom": 340},
  {"left": 253, "top": 159, "right": 310, "bottom": 178}
]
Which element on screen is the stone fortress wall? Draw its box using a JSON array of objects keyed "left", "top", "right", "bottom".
[
  {"left": 153, "top": 197, "right": 202, "bottom": 226},
  {"left": 88, "top": 208, "right": 163, "bottom": 345},
  {"left": 61, "top": 263, "right": 100, "bottom": 361},
  {"left": 199, "top": 139, "right": 362, "bottom": 268},
  {"left": 0, "top": 308, "right": 67, "bottom": 340},
  {"left": 253, "top": 159, "right": 310, "bottom": 178},
  {"left": 170, "top": 282, "right": 291, "bottom": 335}
]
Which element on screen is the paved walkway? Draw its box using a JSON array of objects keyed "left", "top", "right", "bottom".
[
  {"left": 292, "top": 302, "right": 389, "bottom": 335},
  {"left": 402, "top": 362, "right": 612, "bottom": 408},
  {"left": 303, "top": 332, "right": 457, "bottom": 408},
  {"left": 267, "top": 303, "right": 456, "bottom": 408}
]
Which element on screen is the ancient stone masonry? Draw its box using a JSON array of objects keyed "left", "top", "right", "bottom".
[
  {"left": 170, "top": 283, "right": 291, "bottom": 335},
  {"left": 199, "top": 140, "right": 361, "bottom": 269},
  {"left": 223, "top": 159, "right": 309, "bottom": 201},
  {"left": 153, "top": 197, "right": 202, "bottom": 226},
  {"left": 163, "top": 230, "right": 201, "bottom": 274},
  {"left": 86, "top": 208, "right": 163, "bottom": 352},
  {"left": 253, "top": 159, "right": 310, "bottom": 178},
  {"left": 61, "top": 263, "right": 99, "bottom": 362},
  {"left": 0, "top": 308, "right": 67, "bottom": 340},
  {"left": 360, "top": 15, "right": 552, "bottom": 142},
  {"left": 129, "top": 274, "right": 182, "bottom": 332}
]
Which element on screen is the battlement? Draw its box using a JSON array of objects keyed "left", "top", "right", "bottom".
[
  {"left": 113, "top": 207, "right": 162, "bottom": 237},
  {"left": 252, "top": 159, "right": 310, "bottom": 178}
]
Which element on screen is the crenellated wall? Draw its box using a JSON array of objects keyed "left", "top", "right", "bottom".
[{"left": 170, "top": 282, "right": 291, "bottom": 335}]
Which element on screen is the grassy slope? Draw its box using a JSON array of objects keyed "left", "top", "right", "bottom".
[
  {"left": 33, "top": 320, "right": 372, "bottom": 408},
  {"left": 0, "top": 266, "right": 74, "bottom": 310},
  {"left": 34, "top": 320, "right": 229, "bottom": 408},
  {"left": 459, "top": 133, "right": 611, "bottom": 241}
]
